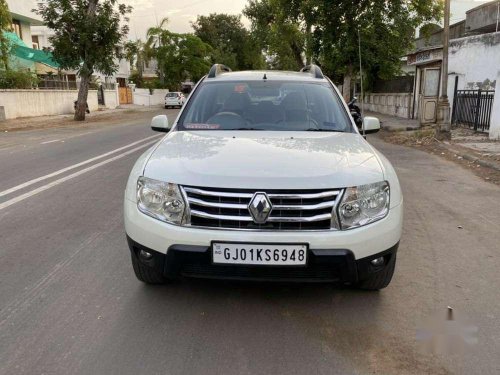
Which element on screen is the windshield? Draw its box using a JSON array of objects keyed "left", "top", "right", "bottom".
[{"left": 178, "top": 81, "right": 353, "bottom": 132}]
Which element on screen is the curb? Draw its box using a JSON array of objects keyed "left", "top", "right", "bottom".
[
  {"left": 382, "top": 125, "right": 421, "bottom": 132},
  {"left": 440, "top": 143, "right": 500, "bottom": 172}
]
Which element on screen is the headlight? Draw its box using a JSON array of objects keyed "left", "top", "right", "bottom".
[
  {"left": 337, "top": 181, "right": 390, "bottom": 230},
  {"left": 137, "top": 177, "right": 186, "bottom": 225}
]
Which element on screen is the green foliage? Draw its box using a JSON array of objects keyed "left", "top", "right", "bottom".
[
  {"left": 420, "top": 23, "right": 442, "bottom": 38},
  {"left": 0, "top": 0, "right": 12, "bottom": 69},
  {"left": 34, "top": 0, "right": 132, "bottom": 77},
  {"left": 0, "top": 69, "right": 39, "bottom": 89},
  {"left": 244, "top": 0, "right": 306, "bottom": 70},
  {"left": 129, "top": 69, "right": 144, "bottom": 88},
  {"left": 147, "top": 20, "right": 212, "bottom": 91},
  {"left": 192, "top": 13, "right": 265, "bottom": 70},
  {"left": 245, "top": 0, "right": 443, "bottom": 86},
  {"left": 315, "top": 0, "right": 442, "bottom": 87},
  {"left": 124, "top": 39, "right": 155, "bottom": 82},
  {"left": 34, "top": 0, "right": 132, "bottom": 120}
]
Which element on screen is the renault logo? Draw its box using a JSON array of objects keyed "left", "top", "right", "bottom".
[{"left": 248, "top": 192, "right": 272, "bottom": 224}]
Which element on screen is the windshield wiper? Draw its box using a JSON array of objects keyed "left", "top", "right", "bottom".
[
  {"left": 305, "top": 128, "right": 344, "bottom": 132},
  {"left": 228, "top": 128, "right": 263, "bottom": 131}
]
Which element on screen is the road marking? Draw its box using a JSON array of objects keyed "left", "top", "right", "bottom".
[
  {"left": 0, "top": 134, "right": 161, "bottom": 198},
  {"left": 0, "top": 139, "right": 159, "bottom": 211},
  {"left": 40, "top": 139, "right": 61, "bottom": 144}
]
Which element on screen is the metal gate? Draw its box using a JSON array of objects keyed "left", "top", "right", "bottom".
[{"left": 452, "top": 89, "right": 495, "bottom": 132}]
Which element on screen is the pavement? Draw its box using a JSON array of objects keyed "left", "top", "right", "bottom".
[
  {"left": 0, "top": 104, "right": 164, "bottom": 132},
  {"left": 1, "top": 109, "right": 500, "bottom": 375},
  {"left": 365, "top": 111, "right": 420, "bottom": 131},
  {"left": 369, "top": 111, "right": 500, "bottom": 172}
]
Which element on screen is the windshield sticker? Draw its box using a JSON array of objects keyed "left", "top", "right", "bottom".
[
  {"left": 184, "top": 123, "right": 221, "bottom": 130},
  {"left": 234, "top": 84, "right": 247, "bottom": 93}
]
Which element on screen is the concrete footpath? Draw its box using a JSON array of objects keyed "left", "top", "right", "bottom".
[
  {"left": 0, "top": 104, "right": 164, "bottom": 132},
  {"left": 365, "top": 111, "right": 420, "bottom": 131},
  {"left": 368, "top": 111, "right": 500, "bottom": 172}
]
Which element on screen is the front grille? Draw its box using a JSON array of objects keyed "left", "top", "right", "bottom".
[{"left": 181, "top": 186, "right": 343, "bottom": 231}]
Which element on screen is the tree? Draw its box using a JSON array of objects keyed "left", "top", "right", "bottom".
[
  {"left": 0, "top": 0, "right": 12, "bottom": 70},
  {"left": 34, "top": 0, "right": 132, "bottom": 121},
  {"left": 192, "top": 13, "right": 265, "bottom": 70},
  {"left": 124, "top": 39, "right": 154, "bottom": 87},
  {"left": 244, "top": 0, "right": 306, "bottom": 70},
  {"left": 147, "top": 19, "right": 212, "bottom": 90},
  {"left": 315, "top": 0, "right": 443, "bottom": 99},
  {"left": 245, "top": 0, "right": 443, "bottom": 99}
]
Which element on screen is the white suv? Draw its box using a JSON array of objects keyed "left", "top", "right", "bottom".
[
  {"left": 165, "top": 92, "right": 185, "bottom": 108},
  {"left": 125, "top": 64, "right": 403, "bottom": 290}
]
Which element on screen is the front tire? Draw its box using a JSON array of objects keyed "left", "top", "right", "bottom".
[
  {"left": 131, "top": 254, "right": 169, "bottom": 284},
  {"left": 356, "top": 254, "right": 396, "bottom": 290}
]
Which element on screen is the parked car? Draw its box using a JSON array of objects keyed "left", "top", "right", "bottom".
[
  {"left": 165, "top": 92, "right": 186, "bottom": 108},
  {"left": 124, "top": 64, "right": 403, "bottom": 290}
]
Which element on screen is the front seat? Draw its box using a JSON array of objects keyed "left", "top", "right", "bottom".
[
  {"left": 223, "top": 92, "right": 251, "bottom": 118},
  {"left": 281, "top": 92, "right": 309, "bottom": 123}
]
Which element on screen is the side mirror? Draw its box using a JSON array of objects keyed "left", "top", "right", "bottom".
[
  {"left": 151, "top": 115, "right": 170, "bottom": 132},
  {"left": 362, "top": 116, "right": 381, "bottom": 134}
]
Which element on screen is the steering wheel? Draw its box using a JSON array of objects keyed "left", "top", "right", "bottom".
[{"left": 207, "top": 112, "right": 246, "bottom": 129}]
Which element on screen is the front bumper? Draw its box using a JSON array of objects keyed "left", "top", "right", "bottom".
[
  {"left": 124, "top": 199, "right": 403, "bottom": 260},
  {"left": 127, "top": 236, "right": 398, "bottom": 283}
]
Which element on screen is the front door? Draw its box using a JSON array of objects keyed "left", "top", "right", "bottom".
[{"left": 419, "top": 67, "right": 441, "bottom": 124}]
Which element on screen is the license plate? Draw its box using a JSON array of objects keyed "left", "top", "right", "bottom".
[{"left": 212, "top": 243, "right": 308, "bottom": 266}]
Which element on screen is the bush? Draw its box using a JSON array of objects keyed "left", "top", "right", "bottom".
[{"left": 0, "top": 69, "right": 39, "bottom": 89}]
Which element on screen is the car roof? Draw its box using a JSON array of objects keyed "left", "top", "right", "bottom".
[{"left": 205, "top": 70, "right": 329, "bottom": 83}]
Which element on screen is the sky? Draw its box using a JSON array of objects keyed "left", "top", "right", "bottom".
[{"left": 8, "top": 0, "right": 493, "bottom": 41}]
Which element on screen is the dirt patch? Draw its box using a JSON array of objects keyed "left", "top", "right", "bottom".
[
  {"left": 0, "top": 107, "right": 164, "bottom": 133},
  {"left": 380, "top": 129, "right": 500, "bottom": 186}
]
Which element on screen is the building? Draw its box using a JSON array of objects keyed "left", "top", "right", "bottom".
[
  {"left": 141, "top": 58, "right": 159, "bottom": 81},
  {"left": 407, "top": 0, "right": 500, "bottom": 125},
  {"left": 31, "top": 25, "right": 132, "bottom": 92}
]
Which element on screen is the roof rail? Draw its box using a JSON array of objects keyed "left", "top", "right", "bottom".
[
  {"left": 300, "top": 64, "right": 324, "bottom": 79},
  {"left": 208, "top": 64, "right": 232, "bottom": 78}
]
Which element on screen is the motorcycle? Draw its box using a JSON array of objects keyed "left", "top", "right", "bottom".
[{"left": 348, "top": 97, "right": 363, "bottom": 130}]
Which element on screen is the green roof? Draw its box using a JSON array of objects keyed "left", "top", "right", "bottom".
[{"left": 4, "top": 32, "right": 59, "bottom": 69}]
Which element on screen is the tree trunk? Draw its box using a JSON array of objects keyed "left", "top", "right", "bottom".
[
  {"left": 292, "top": 42, "right": 305, "bottom": 69},
  {"left": 75, "top": 73, "right": 90, "bottom": 121},
  {"left": 74, "top": 0, "right": 98, "bottom": 121},
  {"left": 342, "top": 64, "right": 353, "bottom": 102}
]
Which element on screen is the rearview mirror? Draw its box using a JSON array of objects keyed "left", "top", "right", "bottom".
[
  {"left": 362, "top": 117, "right": 381, "bottom": 134},
  {"left": 151, "top": 115, "right": 170, "bottom": 132}
]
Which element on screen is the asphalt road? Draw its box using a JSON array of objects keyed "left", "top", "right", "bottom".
[{"left": 1, "top": 110, "right": 499, "bottom": 375}]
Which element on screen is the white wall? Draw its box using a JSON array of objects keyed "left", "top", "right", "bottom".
[
  {"left": 133, "top": 89, "right": 169, "bottom": 107},
  {"left": 20, "top": 21, "right": 33, "bottom": 47},
  {"left": 489, "top": 71, "right": 500, "bottom": 140},
  {"left": 31, "top": 26, "right": 54, "bottom": 49},
  {"left": 103, "top": 89, "right": 119, "bottom": 109},
  {"left": 448, "top": 32, "right": 500, "bottom": 106},
  {"left": 0, "top": 90, "right": 98, "bottom": 119},
  {"left": 362, "top": 93, "right": 414, "bottom": 119}
]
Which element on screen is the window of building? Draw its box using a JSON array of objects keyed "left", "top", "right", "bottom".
[
  {"left": 32, "top": 35, "right": 40, "bottom": 50},
  {"left": 12, "top": 20, "right": 22, "bottom": 39},
  {"left": 31, "top": 35, "right": 40, "bottom": 49}
]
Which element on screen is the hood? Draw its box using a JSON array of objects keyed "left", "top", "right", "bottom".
[{"left": 144, "top": 131, "right": 384, "bottom": 189}]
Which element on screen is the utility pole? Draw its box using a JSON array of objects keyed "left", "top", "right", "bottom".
[{"left": 436, "top": 0, "right": 451, "bottom": 138}]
